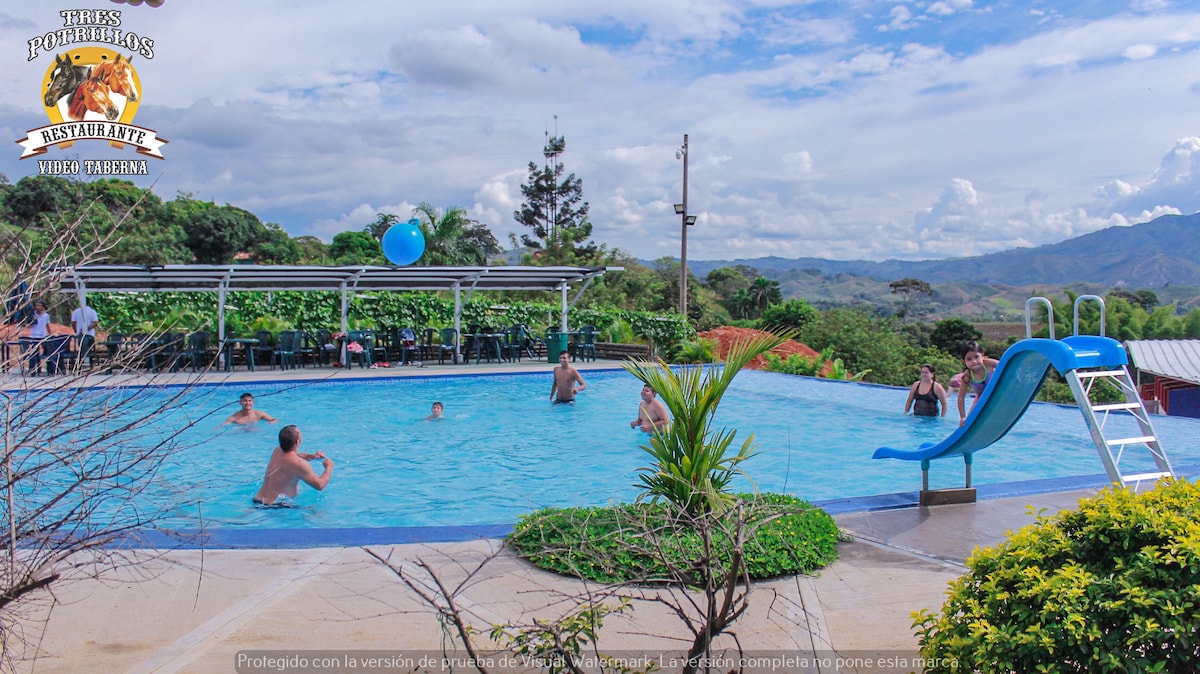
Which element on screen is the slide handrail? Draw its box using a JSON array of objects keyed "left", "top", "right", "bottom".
[
  {"left": 1024, "top": 297, "right": 1055, "bottom": 340},
  {"left": 1073, "top": 294, "right": 1106, "bottom": 337}
]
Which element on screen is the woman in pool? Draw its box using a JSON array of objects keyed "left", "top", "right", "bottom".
[
  {"left": 957, "top": 340, "right": 1000, "bottom": 426},
  {"left": 903, "top": 364, "right": 948, "bottom": 417}
]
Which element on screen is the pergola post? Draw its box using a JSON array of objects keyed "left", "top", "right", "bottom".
[
  {"left": 560, "top": 285, "right": 569, "bottom": 332},
  {"left": 453, "top": 283, "right": 462, "bottom": 363}
]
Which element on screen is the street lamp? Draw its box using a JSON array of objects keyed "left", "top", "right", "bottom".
[{"left": 674, "top": 134, "right": 695, "bottom": 316}]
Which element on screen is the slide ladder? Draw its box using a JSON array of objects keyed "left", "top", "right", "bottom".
[{"left": 1049, "top": 296, "right": 1174, "bottom": 487}]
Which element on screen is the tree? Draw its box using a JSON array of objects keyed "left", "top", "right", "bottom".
[
  {"left": 761, "top": 298, "right": 817, "bottom": 331},
  {"left": 1108, "top": 288, "right": 1158, "bottom": 313},
  {"left": 181, "top": 205, "right": 263, "bottom": 264},
  {"left": 513, "top": 135, "right": 597, "bottom": 263},
  {"left": 364, "top": 213, "right": 399, "bottom": 242},
  {"left": 412, "top": 203, "right": 499, "bottom": 266},
  {"left": 248, "top": 222, "right": 301, "bottom": 263},
  {"left": 705, "top": 265, "right": 758, "bottom": 315},
  {"left": 328, "top": 230, "right": 381, "bottom": 264},
  {"left": 746, "top": 276, "right": 782, "bottom": 318},
  {"left": 889, "top": 277, "right": 932, "bottom": 320},
  {"left": 929, "top": 317, "right": 981, "bottom": 355},
  {"left": 293, "top": 235, "right": 329, "bottom": 263}
]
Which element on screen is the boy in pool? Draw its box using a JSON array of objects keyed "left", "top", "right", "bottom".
[
  {"left": 550, "top": 351, "right": 586, "bottom": 404},
  {"left": 631, "top": 384, "right": 670, "bottom": 432},
  {"left": 253, "top": 425, "right": 334, "bottom": 506},
  {"left": 426, "top": 401, "right": 444, "bottom": 420},
  {"left": 223, "top": 393, "right": 278, "bottom": 425}
]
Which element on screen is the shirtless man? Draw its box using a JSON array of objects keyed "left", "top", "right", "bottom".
[
  {"left": 549, "top": 351, "right": 586, "bottom": 404},
  {"left": 223, "top": 393, "right": 277, "bottom": 425},
  {"left": 253, "top": 425, "right": 334, "bottom": 506},
  {"left": 630, "top": 384, "right": 670, "bottom": 432}
]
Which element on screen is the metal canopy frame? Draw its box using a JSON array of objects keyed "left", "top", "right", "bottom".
[{"left": 56, "top": 264, "right": 621, "bottom": 363}]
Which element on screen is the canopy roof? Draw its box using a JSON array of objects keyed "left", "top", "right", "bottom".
[
  {"left": 56, "top": 264, "right": 618, "bottom": 294},
  {"left": 1126, "top": 339, "right": 1200, "bottom": 386}
]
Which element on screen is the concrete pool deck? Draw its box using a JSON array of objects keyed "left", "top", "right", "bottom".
[
  {"left": 1, "top": 360, "right": 1146, "bottom": 672},
  {"left": 24, "top": 489, "right": 1102, "bottom": 674}
]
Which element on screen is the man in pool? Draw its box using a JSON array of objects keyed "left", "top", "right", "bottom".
[
  {"left": 253, "top": 425, "right": 334, "bottom": 506},
  {"left": 630, "top": 384, "right": 670, "bottom": 432},
  {"left": 223, "top": 393, "right": 278, "bottom": 425},
  {"left": 550, "top": 351, "right": 586, "bottom": 404}
]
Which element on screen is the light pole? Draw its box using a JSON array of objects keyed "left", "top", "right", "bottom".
[{"left": 674, "top": 134, "right": 697, "bottom": 316}]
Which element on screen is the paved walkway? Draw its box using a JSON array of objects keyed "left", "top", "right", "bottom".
[
  {"left": 20, "top": 489, "right": 1099, "bottom": 674},
  {"left": 7, "top": 359, "right": 1102, "bottom": 673}
]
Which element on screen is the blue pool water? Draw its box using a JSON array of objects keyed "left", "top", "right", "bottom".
[{"left": 76, "top": 369, "right": 1200, "bottom": 530}]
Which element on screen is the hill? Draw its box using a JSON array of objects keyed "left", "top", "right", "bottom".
[
  {"left": 669, "top": 212, "right": 1200, "bottom": 319},
  {"left": 683, "top": 212, "right": 1200, "bottom": 287}
]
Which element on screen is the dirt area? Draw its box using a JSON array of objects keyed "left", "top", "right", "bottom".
[{"left": 697, "top": 326, "right": 827, "bottom": 371}]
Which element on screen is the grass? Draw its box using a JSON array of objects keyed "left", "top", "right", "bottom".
[{"left": 506, "top": 493, "right": 840, "bottom": 585}]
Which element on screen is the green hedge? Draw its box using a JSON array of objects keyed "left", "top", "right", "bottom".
[
  {"left": 914, "top": 479, "right": 1200, "bottom": 673},
  {"left": 86, "top": 291, "right": 693, "bottom": 346},
  {"left": 507, "top": 493, "right": 839, "bottom": 584}
]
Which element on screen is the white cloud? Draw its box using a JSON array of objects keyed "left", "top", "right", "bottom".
[
  {"left": 2, "top": 1, "right": 1200, "bottom": 265},
  {"left": 1123, "top": 44, "right": 1158, "bottom": 59}
]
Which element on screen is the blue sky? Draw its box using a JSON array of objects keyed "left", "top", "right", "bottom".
[{"left": 3, "top": 0, "right": 1200, "bottom": 262}]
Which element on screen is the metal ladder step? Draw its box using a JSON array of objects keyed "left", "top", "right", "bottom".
[
  {"left": 1091, "top": 402, "right": 1142, "bottom": 412},
  {"left": 1121, "top": 471, "right": 1173, "bottom": 484},
  {"left": 1107, "top": 435, "right": 1158, "bottom": 446},
  {"left": 1076, "top": 369, "right": 1127, "bottom": 379}
]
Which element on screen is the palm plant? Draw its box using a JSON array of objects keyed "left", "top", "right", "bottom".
[
  {"left": 412, "top": 203, "right": 500, "bottom": 266},
  {"left": 622, "top": 329, "right": 794, "bottom": 515}
]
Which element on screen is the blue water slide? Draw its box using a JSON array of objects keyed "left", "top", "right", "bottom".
[{"left": 873, "top": 335, "right": 1128, "bottom": 463}]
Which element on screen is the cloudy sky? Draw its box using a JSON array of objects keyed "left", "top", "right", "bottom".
[{"left": 3, "top": 0, "right": 1200, "bottom": 262}]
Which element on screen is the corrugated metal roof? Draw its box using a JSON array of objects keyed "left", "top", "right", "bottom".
[
  {"left": 1126, "top": 340, "right": 1200, "bottom": 386},
  {"left": 54, "top": 264, "right": 621, "bottom": 294}
]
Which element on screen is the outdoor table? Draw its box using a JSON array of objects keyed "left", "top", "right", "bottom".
[
  {"left": 223, "top": 337, "right": 260, "bottom": 372},
  {"left": 464, "top": 332, "right": 505, "bottom": 364}
]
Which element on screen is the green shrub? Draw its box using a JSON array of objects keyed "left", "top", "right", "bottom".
[
  {"left": 507, "top": 493, "right": 840, "bottom": 584},
  {"left": 913, "top": 479, "right": 1200, "bottom": 673},
  {"left": 673, "top": 337, "right": 718, "bottom": 363},
  {"left": 763, "top": 347, "right": 833, "bottom": 377}
]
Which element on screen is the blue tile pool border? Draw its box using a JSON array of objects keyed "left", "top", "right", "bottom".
[{"left": 111, "top": 463, "right": 1198, "bottom": 549}]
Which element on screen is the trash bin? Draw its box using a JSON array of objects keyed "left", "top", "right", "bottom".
[{"left": 545, "top": 331, "right": 569, "bottom": 363}]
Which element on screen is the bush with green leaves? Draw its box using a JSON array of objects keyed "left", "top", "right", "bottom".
[
  {"left": 763, "top": 347, "right": 832, "bottom": 377},
  {"left": 913, "top": 479, "right": 1200, "bottom": 673},
  {"left": 761, "top": 298, "right": 818, "bottom": 331},
  {"left": 672, "top": 337, "right": 719, "bottom": 364},
  {"left": 507, "top": 493, "right": 839, "bottom": 584},
  {"left": 796, "top": 308, "right": 915, "bottom": 386}
]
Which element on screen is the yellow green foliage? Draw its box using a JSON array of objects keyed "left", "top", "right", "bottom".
[{"left": 914, "top": 479, "right": 1200, "bottom": 673}]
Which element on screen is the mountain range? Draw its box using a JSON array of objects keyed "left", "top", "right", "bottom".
[
  {"left": 671, "top": 212, "right": 1200, "bottom": 318},
  {"left": 684, "top": 212, "right": 1200, "bottom": 286}
]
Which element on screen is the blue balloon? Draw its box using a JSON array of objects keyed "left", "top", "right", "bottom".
[{"left": 381, "top": 219, "right": 425, "bottom": 265}]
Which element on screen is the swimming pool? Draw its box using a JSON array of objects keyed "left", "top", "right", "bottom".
[{"left": 111, "top": 368, "right": 1200, "bottom": 532}]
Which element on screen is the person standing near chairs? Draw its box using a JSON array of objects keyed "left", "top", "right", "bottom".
[
  {"left": 25, "top": 300, "right": 51, "bottom": 374},
  {"left": 550, "top": 351, "right": 586, "bottom": 404},
  {"left": 71, "top": 301, "right": 99, "bottom": 367}
]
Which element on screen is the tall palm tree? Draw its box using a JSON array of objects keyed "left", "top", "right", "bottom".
[{"left": 411, "top": 203, "right": 499, "bottom": 266}]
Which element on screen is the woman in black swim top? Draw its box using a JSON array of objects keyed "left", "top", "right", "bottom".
[{"left": 904, "top": 364, "right": 949, "bottom": 417}]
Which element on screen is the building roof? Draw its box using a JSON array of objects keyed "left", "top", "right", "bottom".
[
  {"left": 1126, "top": 339, "right": 1200, "bottom": 386},
  {"left": 56, "top": 264, "right": 620, "bottom": 294}
]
